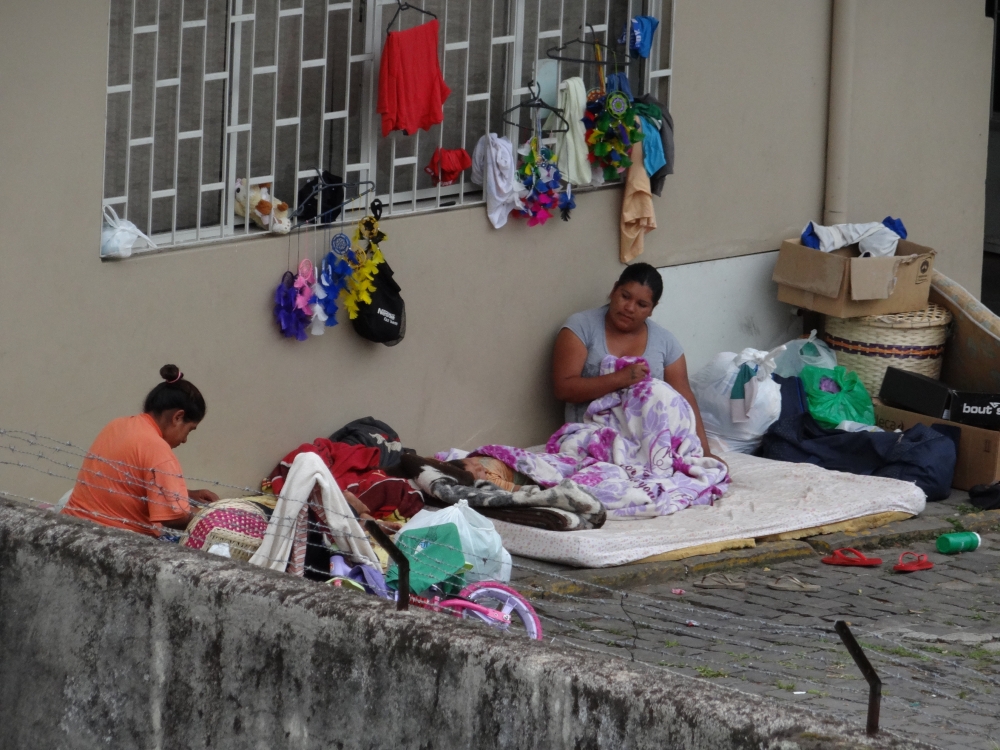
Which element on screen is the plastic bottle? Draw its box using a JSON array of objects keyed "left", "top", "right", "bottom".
[{"left": 935, "top": 531, "right": 981, "bottom": 554}]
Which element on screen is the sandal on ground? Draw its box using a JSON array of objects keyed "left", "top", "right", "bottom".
[
  {"left": 693, "top": 573, "right": 746, "bottom": 590},
  {"left": 767, "top": 575, "right": 821, "bottom": 592},
  {"left": 821, "top": 547, "right": 882, "bottom": 567},
  {"left": 893, "top": 551, "right": 934, "bottom": 573}
]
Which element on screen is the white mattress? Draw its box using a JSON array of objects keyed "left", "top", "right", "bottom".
[{"left": 494, "top": 452, "right": 926, "bottom": 568}]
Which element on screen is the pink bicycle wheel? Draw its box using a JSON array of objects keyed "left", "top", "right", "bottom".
[{"left": 458, "top": 581, "right": 543, "bottom": 640}]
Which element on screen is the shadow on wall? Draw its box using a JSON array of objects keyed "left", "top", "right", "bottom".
[{"left": 652, "top": 251, "right": 801, "bottom": 373}]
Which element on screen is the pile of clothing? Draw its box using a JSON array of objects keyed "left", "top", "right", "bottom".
[
  {"left": 183, "top": 417, "right": 425, "bottom": 579},
  {"left": 757, "top": 373, "right": 957, "bottom": 501}
]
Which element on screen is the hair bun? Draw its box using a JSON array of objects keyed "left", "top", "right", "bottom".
[{"left": 159, "top": 364, "right": 181, "bottom": 382}]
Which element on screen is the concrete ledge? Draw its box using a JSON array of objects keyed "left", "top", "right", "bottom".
[{"left": 0, "top": 500, "right": 930, "bottom": 749}]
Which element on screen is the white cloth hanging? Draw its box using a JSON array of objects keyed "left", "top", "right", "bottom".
[
  {"left": 471, "top": 133, "right": 523, "bottom": 229},
  {"left": 547, "top": 77, "right": 591, "bottom": 186},
  {"left": 248, "top": 452, "right": 378, "bottom": 572}
]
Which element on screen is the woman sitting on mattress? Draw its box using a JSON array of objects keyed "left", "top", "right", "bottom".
[
  {"left": 62, "top": 364, "right": 220, "bottom": 536},
  {"left": 426, "top": 264, "right": 730, "bottom": 519},
  {"left": 552, "top": 262, "right": 721, "bottom": 464}
]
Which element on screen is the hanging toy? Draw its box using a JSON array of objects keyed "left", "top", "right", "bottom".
[
  {"left": 341, "top": 201, "right": 386, "bottom": 319},
  {"left": 273, "top": 270, "right": 310, "bottom": 341},
  {"left": 559, "top": 183, "right": 576, "bottom": 222},
  {"left": 516, "top": 134, "right": 562, "bottom": 227},
  {"left": 583, "top": 72, "right": 643, "bottom": 183},
  {"left": 293, "top": 258, "right": 316, "bottom": 316},
  {"left": 314, "top": 234, "right": 358, "bottom": 328}
]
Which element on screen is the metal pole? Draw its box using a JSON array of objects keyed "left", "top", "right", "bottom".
[
  {"left": 834, "top": 620, "right": 880, "bottom": 735},
  {"left": 365, "top": 519, "right": 408, "bottom": 611}
]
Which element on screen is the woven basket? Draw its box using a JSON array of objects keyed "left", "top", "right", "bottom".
[
  {"left": 823, "top": 304, "right": 952, "bottom": 396},
  {"left": 181, "top": 498, "right": 270, "bottom": 562}
]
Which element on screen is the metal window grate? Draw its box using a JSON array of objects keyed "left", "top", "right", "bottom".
[{"left": 102, "top": 0, "right": 674, "bottom": 251}]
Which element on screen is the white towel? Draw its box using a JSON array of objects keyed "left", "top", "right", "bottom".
[
  {"left": 471, "top": 133, "right": 523, "bottom": 229},
  {"left": 249, "top": 452, "right": 377, "bottom": 572},
  {"left": 547, "top": 77, "right": 591, "bottom": 186}
]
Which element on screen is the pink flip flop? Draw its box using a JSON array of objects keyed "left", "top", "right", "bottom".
[
  {"left": 893, "top": 551, "right": 934, "bottom": 573},
  {"left": 821, "top": 548, "right": 883, "bottom": 567}
]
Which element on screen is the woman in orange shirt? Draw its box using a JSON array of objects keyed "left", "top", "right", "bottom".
[{"left": 62, "top": 364, "right": 220, "bottom": 536}]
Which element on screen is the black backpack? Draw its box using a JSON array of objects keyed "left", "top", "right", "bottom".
[{"left": 352, "top": 259, "right": 406, "bottom": 346}]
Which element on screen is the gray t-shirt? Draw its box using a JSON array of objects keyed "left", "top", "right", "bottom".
[{"left": 561, "top": 305, "right": 684, "bottom": 423}]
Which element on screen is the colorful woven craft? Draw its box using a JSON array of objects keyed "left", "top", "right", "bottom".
[
  {"left": 341, "top": 213, "right": 386, "bottom": 319},
  {"left": 516, "top": 137, "right": 562, "bottom": 227},
  {"left": 583, "top": 93, "right": 644, "bottom": 182}
]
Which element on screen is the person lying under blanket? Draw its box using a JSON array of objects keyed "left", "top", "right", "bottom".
[{"left": 448, "top": 456, "right": 537, "bottom": 492}]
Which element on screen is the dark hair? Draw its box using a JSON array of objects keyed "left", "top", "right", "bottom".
[
  {"left": 613, "top": 262, "right": 663, "bottom": 305},
  {"left": 143, "top": 365, "right": 206, "bottom": 423}
]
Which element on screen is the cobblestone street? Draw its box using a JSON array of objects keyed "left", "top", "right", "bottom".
[{"left": 524, "top": 501, "right": 1000, "bottom": 749}]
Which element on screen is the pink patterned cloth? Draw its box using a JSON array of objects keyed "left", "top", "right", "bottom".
[
  {"left": 184, "top": 507, "right": 269, "bottom": 550},
  {"left": 446, "top": 356, "right": 730, "bottom": 518}
]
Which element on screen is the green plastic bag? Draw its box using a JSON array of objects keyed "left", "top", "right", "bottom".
[
  {"left": 798, "top": 365, "right": 875, "bottom": 429},
  {"left": 385, "top": 521, "right": 470, "bottom": 596}
]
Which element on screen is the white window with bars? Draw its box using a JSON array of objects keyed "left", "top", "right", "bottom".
[{"left": 102, "top": 0, "right": 674, "bottom": 251}]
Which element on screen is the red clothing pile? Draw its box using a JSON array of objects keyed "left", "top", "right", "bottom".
[
  {"left": 424, "top": 147, "right": 472, "bottom": 186},
  {"left": 377, "top": 20, "right": 451, "bottom": 136},
  {"left": 265, "top": 437, "right": 423, "bottom": 520}
]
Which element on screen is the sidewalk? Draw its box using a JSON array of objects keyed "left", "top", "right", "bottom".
[{"left": 515, "top": 492, "right": 1000, "bottom": 749}]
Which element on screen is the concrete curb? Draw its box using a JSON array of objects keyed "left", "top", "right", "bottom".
[
  {"left": 806, "top": 509, "right": 1000, "bottom": 553},
  {"left": 0, "top": 499, "right": 933, "bottom": 750},
  {"left": 518, "top": 542, "right": 817, "bottom": 597}
]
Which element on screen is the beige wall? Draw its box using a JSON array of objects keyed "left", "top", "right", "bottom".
[
  {"left": 845, "top": 0, "right": 993, "bottom": 295},
  {"left": 0, "top": 0, "right": 991, "bottom": 497}
]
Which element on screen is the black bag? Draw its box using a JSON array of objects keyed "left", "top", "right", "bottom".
[
  {"left": 295, "top": 170, "right": 344, "bottom": 224},
  {"left": 352, "top": 260, "right": 406, "bottom": 346}
]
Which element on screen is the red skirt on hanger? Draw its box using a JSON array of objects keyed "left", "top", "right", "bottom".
[{"left": 378, "top": 19, "right": 451, "bottom": 137}]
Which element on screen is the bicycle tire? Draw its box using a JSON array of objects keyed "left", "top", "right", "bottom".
[{"left": 458, "top": 581, "right": 543, "bottom": 640}]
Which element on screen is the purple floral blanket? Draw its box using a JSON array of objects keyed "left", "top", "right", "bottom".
[{"left": 440, "top": 356, "right": 731, "bottom": 517}]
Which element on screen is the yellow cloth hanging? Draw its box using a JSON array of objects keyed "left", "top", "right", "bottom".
[{"left": 619, "top": 133, "right": 656, "bottom": 263}]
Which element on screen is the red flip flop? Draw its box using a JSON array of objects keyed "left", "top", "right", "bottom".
[
  {"left": 893, "top": 551, "right": 934, "bottom": 573},
  {"left": 821, "top": 547, "right": 883, "bottom": 567}
]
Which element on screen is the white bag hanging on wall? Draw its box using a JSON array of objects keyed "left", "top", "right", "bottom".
[
  {"left": 690, "top": 346, "right": 785, "bottom": 454},
  {"left": 100, "top": 206, "right": 157, "bottom": 258}
]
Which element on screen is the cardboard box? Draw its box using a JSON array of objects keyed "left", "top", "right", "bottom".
[
  {"left": 879, "top": 367, "right": 953, "bottom": 419},
  {"left": 772, "top": 238, "right": 935, "bottom": 317},
  {"left": 873, "top": 403, "right": 1000, "bottom": 490},
  {"left": 878, "top": 367, "right": 1000, "bottom": 430},
  {"left": 950, "top": 393, "right": 1000, "bottom": 430}
]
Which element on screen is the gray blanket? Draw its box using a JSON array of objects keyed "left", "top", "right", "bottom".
[{"left": 403, "top": 457, "right": 606, "bottom": 531}]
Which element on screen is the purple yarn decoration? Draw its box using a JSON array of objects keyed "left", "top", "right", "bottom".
[{"left": 273, "top": 270, "right": 310, "bottom": 341}]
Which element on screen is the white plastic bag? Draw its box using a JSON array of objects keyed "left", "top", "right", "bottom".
[
  {"left": 773, "top": 330, "right": 837, "bottom": 378},
  {"left": 690, "top": 346, "right": 785, "bottom": 454},
  {"left": 101, "top": 206, "right": 157, "bottom": 258},
  {"left": 398, "top": 500, "right": 512, "bottom": 583}
]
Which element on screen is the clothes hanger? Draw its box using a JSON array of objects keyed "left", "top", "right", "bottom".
[
  {"left": 546, "top": 24, "right": 631, "bottom": 67},
  {"left": 290, "top": 169, "right": 376, "bottom": 231},
  {"left": 385, "top": 0, "right": 437, "bottom": 34},
  {"left": 501, "top": 81, "right": 571, "bottom": 133}
]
